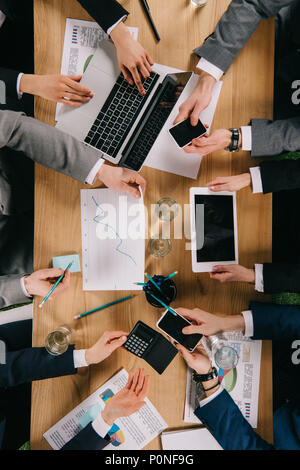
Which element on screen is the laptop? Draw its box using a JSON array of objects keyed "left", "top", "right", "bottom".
[{"left": 56, "top": 39, "right": 195, "bottom": 172}]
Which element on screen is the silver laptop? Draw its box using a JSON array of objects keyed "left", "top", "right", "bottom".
[{"left": 56, "top": 39, "right": 194, "bottom": 172}]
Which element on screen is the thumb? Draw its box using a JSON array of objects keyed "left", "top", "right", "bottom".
[
  {"left": 121, "top": 182, "right": 140, "bottom": 199},
  {"left": 109, "top": 335, "right": 127, "bottom": 352},
  {"left": 69, "top": 75, "right": 82, "bottom": 81},
  {"left": 182, "top": 324, "right": 203, "bottom": 335},
  {"left": 176, "top": 344, "right": 194, "bottom": 362}
]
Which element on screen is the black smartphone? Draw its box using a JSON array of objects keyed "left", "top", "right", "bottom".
[
  {"left": 169, "top": 118, "right": 207, "bottom": 148},
  {"left": 156, "top": 309, "right": 202, "bottom": 352}
]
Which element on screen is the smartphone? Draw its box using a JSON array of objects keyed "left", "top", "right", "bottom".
[
  {"left": 156, "top": 309, "right": 202, "bottom": 352},
  {"left": 169, "top": 118, "right": 207, "bottom": 148}
]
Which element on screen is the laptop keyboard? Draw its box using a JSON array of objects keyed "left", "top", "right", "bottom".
[
  {"left": 121, "top": 80, "right": 178, "bottom": 171},
  {"left": 84, "top": 72, "right": 159, "bottom": 158}
]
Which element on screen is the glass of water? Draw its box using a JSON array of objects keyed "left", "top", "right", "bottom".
[
  {"left": 45, "top": 325, "right": 72, "bottom": 356},
  {"left": 191, "top": 0, "right": 207, "bottom": 6},
  {"left": 148, "top": 234, "right": 172, "bottom": 258},
  {"left": 156, "top": 197, "right": 179, "bottom": 222},
  {"left": 206, "top": 335, "right": 239, "bottom": 370}
]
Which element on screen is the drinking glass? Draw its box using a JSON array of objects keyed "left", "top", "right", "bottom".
[
  {"left": 156, "top": 197, "right": 179, "bottom": 222},
  {"left": 190, "top": 0, "right": 208, "bottom": 7},
  {"left": 45, "top": 325, "right": 72, "bottom": 356},
  {"left": 148, "top": 234, "right": 172, "bottom": 257},
  {"left": 206, "top": 335, "right": 239, "bottom": 370}
]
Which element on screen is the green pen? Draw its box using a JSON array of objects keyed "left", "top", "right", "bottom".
[{"left": 38, "top": 261, "right": 73, "bottom": 308}]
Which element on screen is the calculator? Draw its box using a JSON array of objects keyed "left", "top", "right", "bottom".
[{"left": 123, "top": 321, "right": 154, "bottom": 358}]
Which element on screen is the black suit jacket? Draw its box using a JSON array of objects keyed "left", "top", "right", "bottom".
[
  {"left": 259, "top": 158, "right": 300, "bottom": 193},
  {"left": 262, "top": 263, "right": 300, "bottom": 293},
  {"left": 0, "top": 0, "right": 128, "bottom": 103}
]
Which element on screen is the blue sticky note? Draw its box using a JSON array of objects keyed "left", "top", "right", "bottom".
[
  {"left": 79, "top": 403, "right": 103, "bottom": 428},
  {"left": 52, "top": 254, "right": 81, "bottom": 273}
]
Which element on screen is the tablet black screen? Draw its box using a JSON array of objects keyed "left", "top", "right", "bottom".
[{"left": 194, "top": 194, "right": 235, "bottom": 262}]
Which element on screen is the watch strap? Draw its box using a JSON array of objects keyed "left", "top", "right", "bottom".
[
  {"left": 193, "top": 367, "right": 218, "bottom": 382},
  {"left": 227, "top": 128, "right": 239, "bottom": 152}
]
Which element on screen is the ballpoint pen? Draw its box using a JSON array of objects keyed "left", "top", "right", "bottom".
[
  {"left": 38, "top": 261, "right": 73, "bottom": 308},
  {"left": 140, "top": 0, "right": 161, "bottom": 42}
]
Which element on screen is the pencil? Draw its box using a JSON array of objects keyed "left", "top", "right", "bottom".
[
  {"left": 133, "top": 282, "right": 147, "bottom": 286},
  {"left": 38, "top": 261, "right": 73, "bottom": 308},
  {"left": 164, "top": 271, "right": 178, "bottom": 281},
  {"left": 144, "top": 272, "right": 163, "bottom": 294},
  {"left": 149, "top": 293, "right": 177, "bottom": 315},
  {"left": 74, "top": 295, "right": 132, "bottom": 319}
]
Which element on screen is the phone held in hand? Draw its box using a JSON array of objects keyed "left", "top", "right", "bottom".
[
  {"left": 169, "top": 118, "right": 207, "bottom": 148},
  {"left": 156, "top": 309, "right": 202, "bottom": 352}
]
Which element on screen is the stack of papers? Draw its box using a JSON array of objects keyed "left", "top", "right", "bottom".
[{"left": 161, "top": 427, "right": 222, "bottom": 450}]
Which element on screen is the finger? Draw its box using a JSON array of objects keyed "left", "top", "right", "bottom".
[
  {"left": 134, "top": 368, "right": 145, "bottom": 395},
  {"left": 210, "top": 272, "right": 232, "bottom": 283},
  {"left": 64, "top": 77, "right": 93, "bottom": 96},
  {"left": 126, "top": 371, "right": 134, "bottom": 390},
  {"left": 60, "top": 99, "right": 83, "bottom": 107},
  {"left": 175, "top": 307, "right": 200, "bottom": 323},
  {"left": 137, "top": 61, "right": 150, "bottom": 79},
  {"left": 190, "top": 104, "right": 202, "bottom": 126},
  {"left": 62, "top": 92, "right": 92, "bottom": 103},
  {"left": 183, "top": 145, "right": 203, "bottom": 154},
  {"left": 121, "top": 66, "right": 134, "bottom": 86},
  {"left": 37, "top": 268, "right": 64, "bottom": 280},
  {"left": 130, "top": 369, "right": 141, "bottom": 392},
  {"left": 121, "top": 182, "right": 141, "bottom": 199},
  {"left": 176, "top": 343, "right": 194, "bottom": 362},
  {"left": 143, "top": 58, "right": 152, "bottom": 74},
  {"left": 126, "top": 172, "right": 147, "bottom": 197},
  {"left": 105, "top": 330, "right": 129, "bottom": 342},
  {"left": 146, "top": 52, "right": 154, "bottom": 66},
  {"left": 206, "top": 183, "right": 229, "bottom": 192},
  {"left": 130, "top": 67, "right": 145, "bottom": 95},
  {"left": 173, "top": 108, "right": 188, "bottom": 125},
  {"left": 109, "top": 335, "right": 128, "bottom": 352},
  {"left": 137, "top": 374, "right": 150, "bottom": 400},
  {"left": 182, "top": 324, "right": 203, "bottom": 335}
]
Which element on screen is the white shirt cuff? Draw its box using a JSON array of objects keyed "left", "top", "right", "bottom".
[
  {"left": 0, "top": 11, "right": 6, "bottom": 29},
  {"left": 73, "top": 349, "right": 88, "bottom": 368},
  {"left": 250, "top": 166, "right": 263, "bottom": 194},
  {"left": 254, "top": 264, "right": 264, "bottom": 292},
  {"left": 85, "top": 158, "right": 105, "bottom": 185},
  {"left": 199, "top": 384, "right": 224, "bottom": 407},
  {"left": 92, "top": 412, "right": 112, "bottom": 438},
  {"left": 107, "top": 15, "right": 128, "bottom": 36},
  {"left": 240, "top": 125, "right": 252, "bottom": 151},
  {"left": 242, "top": 310, "right": 254, "bottom": 337},
  {"left": 16, "top": 73, "right": 24, "bottom": 99},
  {"left": 20, "top": 276, "right": 32, "bottom": 298},
  {"left": 196, "top": 57, "right": 223, "bottom": 81}
]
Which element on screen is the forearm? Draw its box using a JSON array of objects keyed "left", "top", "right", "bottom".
[
  {"left": 0, "top": 111, "right": 101, "bottom": 183},
  {"left": 251, "top": 117, "right": 300, "bottom": 157},
  {"left": 263, "top": 263, "right": 300, "bottom": 293},
  {"left": 76, "top": 0, "right": 128, "bottom": 33},
  {"left": 194, "top": 0, "right": 291, "bottom": 73}
]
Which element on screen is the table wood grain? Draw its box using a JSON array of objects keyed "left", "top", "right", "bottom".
[{"left": 32, "top": 0, "right": 273, "bottom": 449}]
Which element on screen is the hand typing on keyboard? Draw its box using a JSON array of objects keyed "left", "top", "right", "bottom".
[
  {"left": 110, "top": 21, "right": 154, "bottom": 96},
  {"left": 96, "top": 164, "right": 146, "bottom": 199}
]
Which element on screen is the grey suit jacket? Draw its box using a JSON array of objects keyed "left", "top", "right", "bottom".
[
  {"left": 0, "top": 110, "right": 103, "bottom": 308},
  {"left": 194, "top": 0, "right": 294, "bottom": 73}
]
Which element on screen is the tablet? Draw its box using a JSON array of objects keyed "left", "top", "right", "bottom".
[{"left": 190, "top": 187, "right": 238, "bottom": 272}]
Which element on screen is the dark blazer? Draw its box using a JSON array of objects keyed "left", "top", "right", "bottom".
[
  {"left": 262, "top": 263, "right": 300, "bottom": 293},
  {"left": 0, "top": 319, "right": 110, "bottom": 450},
  {"left": 194, "top": 301, "right": 300, "bottom": 450},
  {"left": 257, "top": 157, "right": 300, "bottom": 193},
  {"left": 0, "top": 0, "right": 128, "bottom": 103}
]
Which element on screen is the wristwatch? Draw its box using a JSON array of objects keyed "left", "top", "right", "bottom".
[
  {"left": 192, "top": 367, "right": 218, "bottom": 383},
  {"left": 226, "top": 128, "right": 240, "bottom": 152}
]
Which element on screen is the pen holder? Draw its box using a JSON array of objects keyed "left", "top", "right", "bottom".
[{"left": 144, "top": 275, "right": 177, "bottom": 307}]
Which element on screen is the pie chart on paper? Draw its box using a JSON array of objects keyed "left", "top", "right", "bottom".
[{"left": 218, "top": 367, "right": 237, "bottom": 393}]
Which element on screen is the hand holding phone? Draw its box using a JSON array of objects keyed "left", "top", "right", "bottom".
[
  {"left": 156, "top": 309, "right": 202, "bottom": 352},
  {"left": 169, "top": 118, "right": 207, "bottom": 148}
]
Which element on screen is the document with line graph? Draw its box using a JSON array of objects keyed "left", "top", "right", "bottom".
[{"left": 80, "top": 188, "right": 145, "bottom": 290}]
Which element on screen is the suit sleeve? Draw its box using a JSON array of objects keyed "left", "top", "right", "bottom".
[
  {"left": 77, "top": 0, "right": 128, "bottom": 33},
  {"left": 0, "top": 68, "right": 20, "bottom": 100},
  {"left": 61, "top": 423, "right": 110, "bottom": 450},
  {"left": 0, "top": 110, "right": 102, "bottom": 183},
  {"left": 251, "top": 117, "right": 300, "bottom": 159},
  {"left": 250, "top": 301, "right": 300, "bottom": 340},
  {"left": 0, "top": 274, "right": 29, "bottom": 309},
  {"left": 0, "top": 345, "right": 77, "bottom": 387},
  {"left": 262, "top": 263, "right": 300, "bottom": 293},
  {"left": 194, "top": 389, "right": 273, "bottom": 450},
  {"left": 259, "top": 159, "right": 300, "bottom": 193},
  {"left": 193, "top": 0, "right": 293, "bottom": 73}
]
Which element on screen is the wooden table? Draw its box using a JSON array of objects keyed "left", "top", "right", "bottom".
[{"left": 32, "top": 0, "right": 274, "bottom": 449}]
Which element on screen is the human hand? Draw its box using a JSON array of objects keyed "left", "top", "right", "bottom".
[
  {"left": 101, "top": 368, "right": 150, "bottom": 425},
  {"left": 210, "top": 264, "right": 255, "bottom": 283},
  {"left": 176, "top": 342, "right": 211, "bottom": 375},
  {"left": 19, "top": 74, "right": 93, "bottom": 107},
  {"left": 183, "top": 129, "right": 232, "bottom": 155},
  {"left": 96, "top": 164, "right": 146, "bottom": 198},
  {"left": 176, "top": 307, "right": 225, "bottom": 337},
  {"left": 173, "top": 71, "right": 216, "bottom": 126},
  {"left": 24, "top": 268, "right": 70, "bottom": 298},
  {"left": 206, "top": 173, "right": 251, "bottom": 192},
  {"left": 85, "top": 330, "right": 128, "bottom": 366},
  {"left": 110, "top": 22, "right": 154, "bottom": 95}
]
